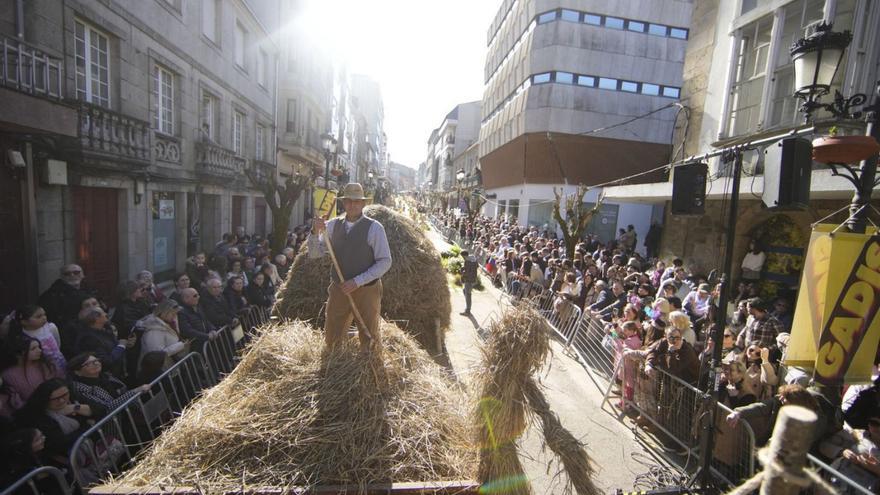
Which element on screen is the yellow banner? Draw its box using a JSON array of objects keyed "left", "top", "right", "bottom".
[
  {"left": 786, "top": 224, "right": 880, "bottom": 385},
  {"left": 313, "top": 187, "right": 337, "bottom": 219}
]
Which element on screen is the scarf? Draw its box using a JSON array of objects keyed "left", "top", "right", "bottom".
[{"left": 47, "top": 409, "right": 81, "bottom": 435}]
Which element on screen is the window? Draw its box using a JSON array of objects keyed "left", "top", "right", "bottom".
[
  {"left": 621, "top": 81, "right": 639, "bottom": 92},
  {"left": 727, "top": 16, "right": 773, "bottom": 135},
  {"left": 200, "top": 91, "right": 217, "bottom": 141},
  {"left": 641, "top": 83, "right": 660, "bottom": 96},
  {"left": 234, "top": 22, "right": 246, "bottom": 69},
  {"left": 202, "top": 0, "right": 218, "bottom": 41},
  {"left": 662, "top": 87, "right": 680, "bottom": 98},
  {"left": 74, "top": 20, "right": 110, "bottom": 107},
  {"left": 598, "top": 77, "right": 617, "bottom": 90},
  {"left": 257, "top": 50, "right": 267, "bottom": 87},
  {"left": 560, "top": 9, "right": 580, "bottom": 22},
  {"left": 627, "top": 21, "right": 646, "bottom": 32},
  {"left": 152, "top": 65, "right": 174, "bottom": 134},
  {"left": 605, "top": 17, "right": 625, "bottom": 29},
  {"left": 584, "top": 14, "right": 602, "bottom": 25},
  {"left": 577, "top": 75, "right": 595, "bottom": 87},
  {"left": 648, "top": 24, "right": 668, "bottom": 36},
  {"left": 555, "top": 72, "right": 574, "bottom": 84},
  {"left": 537, "top": 11, "right": 556, "bottom": 24},
  {"left": 286, "top": 99, "right": 297, "bottom": 133},
  {"left": 233, "top": 111, "right": 244, "bottom": 155},
  {"left": 255, "top": 125, "right": 265, "bottom": 160},
  {"left": 670, "top": 28, "right": 688, "bottom": 39},
  {"left": 533, "top": 72, "right": 551, "bottom": 84}
]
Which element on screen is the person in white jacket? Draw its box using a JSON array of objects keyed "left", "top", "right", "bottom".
[{"left": 137, "top": 300, "right": 187, "bottom": 372}]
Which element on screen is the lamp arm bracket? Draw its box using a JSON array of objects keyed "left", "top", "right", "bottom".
[{"left": 825, "top": 162, "right": 863, "bottom": 190}]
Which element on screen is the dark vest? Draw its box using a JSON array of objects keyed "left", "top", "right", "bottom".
[{"left": 330, "top": 216, "right": 376, "bottom": 283}]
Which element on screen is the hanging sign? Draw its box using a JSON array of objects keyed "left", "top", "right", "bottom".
[
  {"left": 313, "top": 187, "right": 337, "bottom": 219},
  {"left": 786, "top": 224, "right": 880, "bottom": 385}
]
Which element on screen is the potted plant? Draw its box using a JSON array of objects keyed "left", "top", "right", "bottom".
[
  {"left": 812, "top": 126, "right": 880, "bottom": 164},
  {"left": 330, "top": 167, "right": 344, "bottom": 177}
]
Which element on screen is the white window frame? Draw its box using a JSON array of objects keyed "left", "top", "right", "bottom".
[
  {"left": 256, "top": 124, "right": 265, "bottom": 160},
  {"left": 202, "top": 0, "right": 219, "bottom": 42},
  {"left": 257, "top": 50, "right": 267, "bottom": 87},
  {"left": 234, "top": 22, "right": 247, "bottom": 70},
  {"left": 200, "top": 90, "right": 217, "bottom": 141},
  {"left": 233, "top": 110, "right": 244, "bottom": 155},
  {"left": 74, "top": 20, "right": 110, "bottom": 107},
  {"left": 153, "top": 64, "right": 175, "bottom": 135}
]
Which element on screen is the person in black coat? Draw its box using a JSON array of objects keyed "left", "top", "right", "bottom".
[
  {"left": 37, "top": 264, "right": 97, "bottom": 332},
  {"left": 111, "top": 281, "right": 151, "bottom": 340},
  {"left": 200, "top": 278, "right": 236, "bottom": 328},
  {"left": 590, "top": 280, "right": 627, "bottom": 321},
  {"left": 176, "top": 288, "right": 217, "bottom": 346},
  {"left": 245, "top": 272, "right": 274, "bottom": 309},
  {"left": 223, "top": 276, "right": 249, "bottom": 315},
  {"left": 73, "top": 307, "right": 128, "bottom": 380}
]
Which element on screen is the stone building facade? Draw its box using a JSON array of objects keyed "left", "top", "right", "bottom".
[{"left": 0, "top": 0, "right": 278, "bottom": 305}]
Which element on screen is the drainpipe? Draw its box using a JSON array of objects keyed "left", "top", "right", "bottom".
[{"left": 16, "top": 0, "right": 25, "bottom": 40}]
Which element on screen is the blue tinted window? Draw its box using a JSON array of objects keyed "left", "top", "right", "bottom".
[
  {"left": 556, "top": 72, "right": 574, "bottom": 84},
  {"left": 584, "top": 14, "right": 602, "bottom": 25},
  {"left": 621, "top": 81, "right": 639, "bottom": 92},
  {"left": 641, "top": 83, "right": 660, "bottom": 96},
  {"left": 670, "top": 28, "right": 688, "bottom": 39},
  {"left": 627, "top": 21, "right": 645, "bottom": 32},
  {"left": 662, "top": 86, "right": 681, "bottom": 98},
  {"left": 648, "top": 24, "right": 667, "bottom": 36},
  {"left": 560, "top": 9, "right": 580, "bottom": 22},
  {"left": 577, "top": 75, "right": 595, "bottom": 87},
  {"left": 537, "top": 11, "right": 557, "bottom": 24},
  {"left": 598, "top": 78, "right": 617, "bottom": 90},
  {"left": 533, "top": 72, "right": 552, "bottom": 84},
  {"left": 605, "top": 17, "right": 625, "bottom": 29}
]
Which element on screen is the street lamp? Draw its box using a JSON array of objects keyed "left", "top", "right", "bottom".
[
  {"left": 790, "top": 21, "right": 880, "bottom": 233},
  {"left": 321, "top": 132, "right": 336, "bottom": 188},
  {"left": 455, "top": 168, "right": 465, "bottom": 212}
]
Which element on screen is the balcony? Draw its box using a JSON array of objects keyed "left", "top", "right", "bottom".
[
  {"left": 1, "top": 36, "right": 63, "bottom": 99},
  {"left": 250, "top": 159, "right": 277, "bottom": 187},
  {"left": 62, "top": 102, "right": 152, "bottom": 169},
  {"left": 195, "top": 141, "right": 247, "bottom": 182}
]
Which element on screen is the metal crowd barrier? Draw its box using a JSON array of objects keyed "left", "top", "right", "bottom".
[
  {"left": 806, "top": 453, "right": 875, "bottom": 495},
  {"left": 0, "top": 466, "right": 71, "bottom": 495},
  {"left": 202, "top": 305, "right": 271, "bottom": 379},
  {"left": 69, "top": 352, "right": 214, "bottom": 489}
]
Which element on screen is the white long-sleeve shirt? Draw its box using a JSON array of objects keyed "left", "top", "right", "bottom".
[{"left": 307, "top": 216, "right": 392, "bottom": 287}]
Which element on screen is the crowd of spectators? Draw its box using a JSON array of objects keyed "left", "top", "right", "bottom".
[
  {"left": 438, "top": 210, "right": 879, "bottom": 489},
  {"left": 0, "top": 226, "right": 307, "bottom": 490}
]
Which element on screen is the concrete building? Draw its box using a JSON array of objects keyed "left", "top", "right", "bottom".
[
  {"left": 350, "top": 74, "right": 385, "bottom": 184},
  {"left": 387, "top": 161, "right": 416, "bottom": 192},
  {"left": 479, "top": 0, "right": 693, "bottom": 245},
  {"left": 602, "top": 0, "right": 880, "bottom": 278},
  {"left": 0, "top": 0, "right": 279, "bottom": 306},
  {"left": 426, "top": 101, "right": 481, "bottom": 194}
]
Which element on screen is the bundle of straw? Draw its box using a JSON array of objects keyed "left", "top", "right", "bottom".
[
  {"left": 116, "top": 320, "right": 476, "bottom": 491},
  {"left": 274, "top": 205, "right": 451, "bottom": 355},
  {"left": 473, "top": 307, "right": 552, "bottom": 495}
]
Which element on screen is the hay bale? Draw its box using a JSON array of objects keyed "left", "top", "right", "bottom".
[
  {"left": 273, "top": 205, "right": 451, "bottom": 355},
  {"left": 116, "top": 320, "right": 476, "bottom": 491},
  {"left": 473, "top": 306, "right": 551, "bottom": 494}
]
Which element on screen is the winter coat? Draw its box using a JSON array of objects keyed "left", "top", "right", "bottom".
[{"left": 138, "top": 314, "right": 187, "bottom": 370}]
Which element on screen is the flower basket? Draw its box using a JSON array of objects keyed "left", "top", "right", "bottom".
[
  {"left": 811, "top": 135, "right": 880, "bottom": 164},
  {"left": 330, "top": 168, "right": 343, "bottom": 177}
]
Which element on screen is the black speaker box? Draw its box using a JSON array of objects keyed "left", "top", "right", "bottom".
[
  {"left": 671, "top": 162, "right": 708, "bottom": 215},
  {"left": 762, "top": 137, "right": 812, "bottom": 210}
]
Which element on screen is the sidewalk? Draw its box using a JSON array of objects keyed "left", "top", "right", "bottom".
[{"left": 427, "top": 229, "right": 664, "bottom": 494}]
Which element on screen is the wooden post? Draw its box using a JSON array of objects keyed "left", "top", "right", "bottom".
[{"left": 759, "top": 405, "right": 817, "bottom": 495}]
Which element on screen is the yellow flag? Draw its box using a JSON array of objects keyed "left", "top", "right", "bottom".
[
  {"left": 313, "top": 187, "right": 337, "bottom": 219},
  {"left": 786, "top": 224, "right": 880, "bottom": 385}
]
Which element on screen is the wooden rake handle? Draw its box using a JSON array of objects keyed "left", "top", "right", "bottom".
[{"left": 322, "top": 234, "right": 375, "bottom": 345}]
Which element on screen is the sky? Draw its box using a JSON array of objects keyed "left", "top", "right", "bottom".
[{"left": 298, "top": 0, "right": 501, "bottom": 169}]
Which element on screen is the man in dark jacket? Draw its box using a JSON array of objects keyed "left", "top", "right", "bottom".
[
  {"left": 200, "top": 278, "right": 237, "bottom": 328},
  {"left": 459, "top": 250, "right": 479, "bottom": 316},
  {"left": 178, "top": 288, "right": 218, "bottom": 346},
  {"left": 38, "top": 264, "right": 97, "bottom": 330},
  {"left": 590, "top": 280, "right": 627, "bottom": 321},
  {"left": 73, "top": 307, "right": 128, "bottom": 379}
]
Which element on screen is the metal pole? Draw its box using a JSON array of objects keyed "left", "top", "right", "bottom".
[
  {"left": 847, "top": 82, "right": 880, "bottom": 234},
  {"left": 699, "top": 149, "right": 744, "bottom": 489}
]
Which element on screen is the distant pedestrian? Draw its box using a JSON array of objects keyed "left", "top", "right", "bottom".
[{"left": 460, "top": 250, "right": 478, "bottom": 316}]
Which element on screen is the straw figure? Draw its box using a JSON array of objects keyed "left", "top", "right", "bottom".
[
  {"left": 274, "top": 205, "right": 451, "bottom": 356},
  {"left": 474, "top": 306, "right": 601, "bottom": 495},
  {"left": 116, "top": 320, "right": 476, "bottom": 491}
]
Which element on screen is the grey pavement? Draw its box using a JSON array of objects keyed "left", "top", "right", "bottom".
[{"left": 426, "top": 228, "right": 676, "bottom": 494}]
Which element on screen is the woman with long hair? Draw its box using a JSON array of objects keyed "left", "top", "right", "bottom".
[
  {"left": 15, "top": 378, "right": 96, "bottom": 466},
  {"left": 245, "top": 272, "right": 274, "bottom": 309},
  {"left": 0, "top": 336, "right": 63, "bottom": 409},
  {"left": 68, "top": 353, "right": 150, "bottom": 417},
  {"left": 9, "top": 305, "right": 66, "bottom": 373},
  {"left": 224, "top": 276, "right": 249, "bottom": 314}
]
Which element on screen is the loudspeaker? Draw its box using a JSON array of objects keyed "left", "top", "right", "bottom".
[
  {"left": 762, "top": 137, "right": 812, "bottom": 210},
  {"left": 671, "top": 162, "right": 708, "bottom": 215}
]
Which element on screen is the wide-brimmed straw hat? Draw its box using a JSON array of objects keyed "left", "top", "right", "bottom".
[{"left": 339, "top": 183, "right": 368, "bottom": 200}]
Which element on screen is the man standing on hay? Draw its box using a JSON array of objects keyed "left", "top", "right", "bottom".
[{"left": 309, "top": 183, "right": 392, "bottom": 351}]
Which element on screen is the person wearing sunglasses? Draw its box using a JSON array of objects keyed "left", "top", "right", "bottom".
[
  {"left": 37, "top": 264, "right": 98, "bottom": 334},
  {"left": 68, "top": 353, "right": 150, "bottom": 418}
]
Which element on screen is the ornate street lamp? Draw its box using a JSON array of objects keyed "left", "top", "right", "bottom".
[
  {"left": 320, "top": 132, "right": 337, "bottom": 189},
  {"left": 790, "top": 21, "right": 880, "bottom": 233}
]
